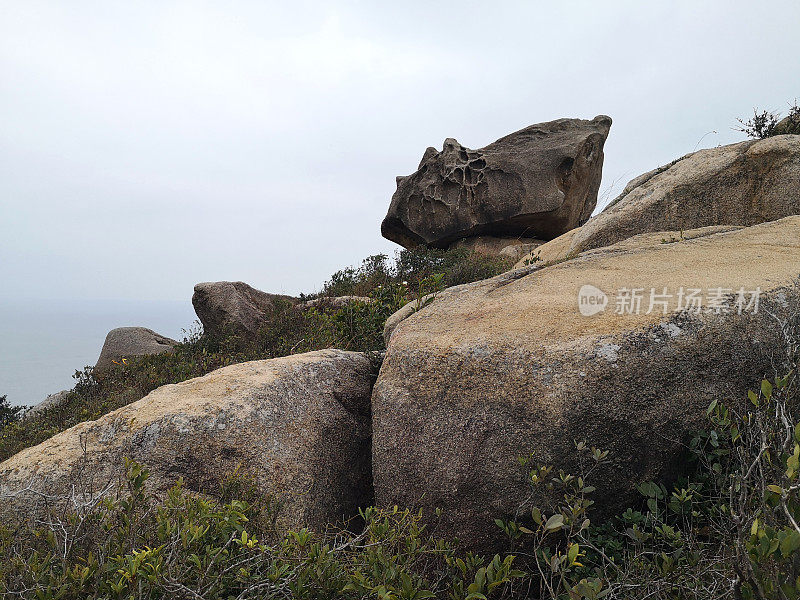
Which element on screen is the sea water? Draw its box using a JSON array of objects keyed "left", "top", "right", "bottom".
[{"left": 0, "top": 297, "right": 197, "bottom": 407}]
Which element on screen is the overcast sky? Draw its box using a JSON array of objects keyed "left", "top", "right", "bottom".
[{"left": 2, "top": 0, "right": 799, "bottom": 303}]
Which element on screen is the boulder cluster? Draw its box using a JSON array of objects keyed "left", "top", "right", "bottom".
[{"left": 4, "top": 118, "right": 800, "bottom": 552}]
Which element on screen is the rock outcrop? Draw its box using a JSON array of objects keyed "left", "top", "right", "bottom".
[
  {"left": 515, "top": 225, "right": 744, "bottom": 268},
  {"left": 94, "top": 327, "right": 177, "bottom": 375},
  {"left": 192, "top": 281, "right": 297, "bottom": 344},
  {"left": 374, "top": 217, "right": 800, "bottom": 550},
  {"left": 517, "top": 135, "right": 800, "bottom": 264},
  {"left": 381, "top": 115, "right": 612, "bottom": 249},
  {"left": 24, "top": 390, "right": 70, "bottom": 419},
  {"left": 0, "top": 350, "right": 375, "bottom": 531}
]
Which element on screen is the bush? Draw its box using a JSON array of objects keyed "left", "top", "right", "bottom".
[
  {"left": 0, "top": 460, "right": 528, "bottom": 599},
  {"left": 490, "top": 364, "right": 800, "bottom": 599},
  {"left": 319, "top": 248, "right": 513, "bottom": 300},
  {"left": 737, "top": 100, "right": 800, "bottom": 139},
  {"left": 0, "top": 395, "right": 24, "bottom": 429}
]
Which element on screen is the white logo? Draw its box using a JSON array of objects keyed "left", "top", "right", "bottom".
[{"left": 578, "top": 285, "right": 608, "bottom": 317}]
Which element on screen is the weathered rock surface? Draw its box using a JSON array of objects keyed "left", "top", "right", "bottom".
[
  {"left": 94, "top": 327, "right": 177, "bottom": 374},
  {"left": 515, "top": 224, "right": 743, "bottom": 268},
  {"left": 382, "top": 115, "right": 612, "bottom": 249},
  {"left": 192, "top": 281, "right": 297, "bottom": 344},
  {"left": 533, "top": 135, "right": 800, "bottom": 260},
  {"left": 0, "top": 350, "right": 374, "bottom": 531},
  {"left": 374, "top": 217, "right": 800, "bottom": 550}
]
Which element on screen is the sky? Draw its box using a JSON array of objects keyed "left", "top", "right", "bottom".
[{"left": 1, "top": 0, "right": 799, "bottom": 304}]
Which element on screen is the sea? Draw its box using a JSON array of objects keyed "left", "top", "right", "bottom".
[{"left": 0, "top": 297, "right": 198, "bottom": 408}]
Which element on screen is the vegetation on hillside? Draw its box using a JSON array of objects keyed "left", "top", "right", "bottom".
[
  {"left": 0, "top": 247, "right": 513, "bottom": 463},
  {"left": 2, "top": 367, "right": 800, "bottom": 599},
  {"left": 0, "top": 395, "right": 24, "bottom": 429}
]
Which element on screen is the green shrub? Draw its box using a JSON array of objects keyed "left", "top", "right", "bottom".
[
  {"left": 0, "top": 395, "right": 24, "bottom": 429},
  {"left": 0, "top": 460, "right": 527, "bottom": 599},
  {"left": 321, "top": 248, "right": 514, "bottom": 300}
]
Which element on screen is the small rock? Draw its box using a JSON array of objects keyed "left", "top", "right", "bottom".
[
  {"left": 192, "top": 281, "right": 297, "bottom": 344},
  {"left": 94, "top": 327, "right": 177, "bottom": 375},
  {"left": 25, "top": 390, "right": 70, "bottom": 419}
]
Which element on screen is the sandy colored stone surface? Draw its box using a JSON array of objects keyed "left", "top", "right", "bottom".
[
  {"left": 374, "top": 217, "right": 800, "bottom": 551},
  {"left": 523, "top": 135, "right": 800, "bottom": 261},
  {"left": 515, "top": 224, "right": 742, "bottom": 268},
  {"left": 1, "top": 350, "right": 375, "bottom": 531}
]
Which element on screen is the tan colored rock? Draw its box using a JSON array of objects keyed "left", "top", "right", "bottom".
[
  {"left": 383, "top": 293, "right": 439, "bottom": 346},
  {"left": 533, "top": 136, "right": 800, "bottom": 260},
  {"left": 1, "top": 350, "right": 374, "bottom": 531},
  {"left": 373, "top": 217, "right": 800, "bottom": 551},
  {"left": 515, "top": 224, "right": 743, "bottom": 268},
  {"left": 94, "top": 327, "right": 177, "bottom": 375}
]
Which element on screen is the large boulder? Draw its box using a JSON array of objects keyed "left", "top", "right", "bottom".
[
  {"left": 538, "top": 135, "right": 800, "bottom": 260},
  {"left": 94, "top": 327, "right": 177, "bottom": 374},
  {"left": 382, "top": 115, "right": 612, "bottom": 249},
  {"left": 373, "top": 217, "right": 800, "bottom": 551},
  {"left": 0, "top": 350, "right": 374, "bottom": 531},
  {"left": 192, "top": 281, "right": 297, "bottom": 344}
]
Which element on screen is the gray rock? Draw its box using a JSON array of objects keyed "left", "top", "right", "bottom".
[
  {"left": 373, "top": 217, "right": 800, "bottom": 551},
  {"left": 1, "top": 350, "right": 374, "bottom": 532},
  {"left": 192, "top": 281, "right": 297, "bottom": 344},
  {"left": 94, "top": 327, "right": 177, "bottom": 374},
  {"left": 25, "top": 390, "right": 70, "bottom": 419},
  {"left": 382, "top": 115, "right": 612, "bottom": 249}
]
